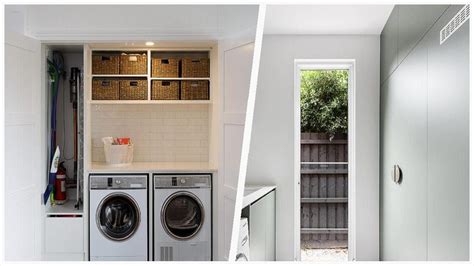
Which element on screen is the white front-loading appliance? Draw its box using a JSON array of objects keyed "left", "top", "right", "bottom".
[
  {"left": 89, "top": 174, "right": 148, "bottom": 261},
  {"left": 154, "top": 174, "right": 212, "bottom": 261}
]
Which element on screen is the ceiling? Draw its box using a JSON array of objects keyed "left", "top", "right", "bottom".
[{"left": 264, "top": 5, "right": 394, "bottom": 35}]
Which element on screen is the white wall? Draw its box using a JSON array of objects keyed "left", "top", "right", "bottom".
[
  {"left": 246, "top": 35, "right": 380, "bottom": 261},
  {"left": 55, "top": 52, "right": 83, "bottom": 180},
  {"left": 5, "top": 5, "right": 258, "bottom": 41},
  {"left": 4, "top": 5, "right": 26, "bottom": 34},
  {"left": 5, "top": 31, "right": 43, "bottom": 261}
]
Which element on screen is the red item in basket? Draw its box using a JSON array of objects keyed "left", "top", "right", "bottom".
[{"left": 117, "top": 138, "right": 130, "bottom": 145}]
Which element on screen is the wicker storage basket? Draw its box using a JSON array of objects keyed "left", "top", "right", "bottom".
[
  {"left": 120, "top": 53, "right": 147, "bottom": 74},
  {"left": 92, "top": 55, "right": 120, "bottom": 74},
  {"left": 181, "top": 80, "right": 209, "bottom": 100},
  {"left": 152, "top": 58, "right": 179, "bottom": 77},
  {"left": 152, "top": 80, "right": 179, "bottom": 100},
  {"left": 119, "top": 80, "right": 148, "bottom": 100},
  {"left": 92, "top": 79, "right": 120, "bottom": 100},
  {"left": 182, "top": 58, "right": 210, "bottom": 77}
]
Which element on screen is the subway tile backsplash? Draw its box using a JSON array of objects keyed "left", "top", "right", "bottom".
[{"left": 91, "top": 104, "right": 209, "bottom": 162}]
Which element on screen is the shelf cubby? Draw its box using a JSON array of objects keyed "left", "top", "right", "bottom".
[{"left": 91, "top": 49, "right": 211, "bottom": 103}]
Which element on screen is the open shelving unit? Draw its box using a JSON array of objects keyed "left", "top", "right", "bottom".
[
  {"left": 89, "top": 49, "right": 211, "bottom": 104},
  {"left": 83, "top": 43, "right": 219, "bottom": 171}
]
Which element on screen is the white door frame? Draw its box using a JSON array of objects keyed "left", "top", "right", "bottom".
[{"left": 293, "top": 59, "right": 356, "bottom": 261}]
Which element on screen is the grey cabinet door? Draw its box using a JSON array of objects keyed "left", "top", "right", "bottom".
[
  {"left": 380, "top": 6, "right": 399, "bottom": 84},
  {"left": 425, "top": 5, "right": 469, "bottom": 261},
  {"left": 380, "top": 38, "right": 428, "bottom": 261},
  {"left": 397, "top": 5, "right": 448, "bottom": 64}
]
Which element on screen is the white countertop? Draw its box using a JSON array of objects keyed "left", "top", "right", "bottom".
[
  {"left": 242, "top": 185, "right": 276, "bottom": 209},
  {"left": 89, "top": 161, "right": 217, "bottom": 173}
]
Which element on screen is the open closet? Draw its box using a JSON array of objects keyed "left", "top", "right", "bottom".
[{"left": 43, "top": 44, "right": 85, "bottom": 260}]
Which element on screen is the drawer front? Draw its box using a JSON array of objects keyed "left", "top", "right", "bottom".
[
  {"left": 43, "top": 252, "right": 84, "bottom": 261},
  {"left": 45, "top": 217, "right": 84, "bottom": 254}
]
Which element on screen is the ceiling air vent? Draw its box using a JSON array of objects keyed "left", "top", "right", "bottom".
[{"left": 440, "top": 4, "right": 470, "bottom": 44}]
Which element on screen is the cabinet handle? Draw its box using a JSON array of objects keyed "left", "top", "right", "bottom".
[{"left": 391, "top": 164, "right": 402, "bottom": 184}]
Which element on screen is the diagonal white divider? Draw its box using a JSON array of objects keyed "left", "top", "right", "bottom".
[{"left": 228, "top": 4, "right": 267, "bottom": 261}]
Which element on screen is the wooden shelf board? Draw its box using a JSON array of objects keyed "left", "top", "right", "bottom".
[
  {"left": 150, "top": 77, "right": 210, "bottom": 81},
  {"left": 92, "top": 74, "right": 148, "bottom": 78},
  {"left": 91, "top": 47, "right": 212, "bottom": 52},
  {"left": 89, "top": 100, "right": 212, "bottom": 105}
]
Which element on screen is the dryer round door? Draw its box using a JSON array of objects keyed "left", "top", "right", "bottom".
[
  {"left": 161, "top": 191, "right": 204, "bottom": 240},
  {"left": 96, "top": 192, "right": 141, "bottom": 241}
]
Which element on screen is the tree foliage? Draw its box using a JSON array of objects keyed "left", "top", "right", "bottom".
[{"left": 300, "top": 70, "right": 348, "bottom": 134}]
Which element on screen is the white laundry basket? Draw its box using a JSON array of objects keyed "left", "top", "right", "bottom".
[{"left": 103, "top": 143, "right": 134, "bottom": 166}]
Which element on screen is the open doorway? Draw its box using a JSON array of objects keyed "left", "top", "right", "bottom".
[{"left": 294, "top": 60, "right": 355, "bottom": 262}]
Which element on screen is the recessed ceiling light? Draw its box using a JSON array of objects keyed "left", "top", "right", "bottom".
[{"left": 145, "top": 41, "right": 155, "bottom": 46}]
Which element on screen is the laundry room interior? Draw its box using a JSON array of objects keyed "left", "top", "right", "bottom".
[
  {"left": 4, "top": 4, "right": 259, "bottom": 261},
  {"left": 3, "top": 2, "right": 472, "bottom": 264}
]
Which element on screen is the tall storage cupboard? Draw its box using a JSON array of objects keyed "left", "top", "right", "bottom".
[
  {"left": 424, "top": 6, "right": 469, "bottom": 260},
  {"left": 380, "top": 37, "right": 429, "bottom": 260},
  {"left": 380, "top": 5, "right": 469, "bottom": 261}
]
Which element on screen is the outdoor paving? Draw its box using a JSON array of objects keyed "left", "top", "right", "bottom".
[{"left": 301, "top": 248, "right": 348, "bottom": 262}]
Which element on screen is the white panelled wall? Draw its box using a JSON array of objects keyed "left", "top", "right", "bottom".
[
  {"left": 217, "top": 38, "right": 255, "bottom": 260},
  {"left": 4, "top": 32, "right": 44, "bottom": 260}
]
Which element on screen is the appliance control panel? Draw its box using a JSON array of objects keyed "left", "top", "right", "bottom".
[
  {"left": 90, "top": 174, "right": 148, "bottom": 189},
  {"left": 154, "top": 174, "right": 211, "bottom": 188}
]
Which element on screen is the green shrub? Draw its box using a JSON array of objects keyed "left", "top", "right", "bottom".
[{"left": 300, "top": 70, "right": 348, "bottom": 135}]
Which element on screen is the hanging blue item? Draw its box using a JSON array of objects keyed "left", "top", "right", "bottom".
[{"left": 43, "top": 52, "right": 65, "bottom": 204}]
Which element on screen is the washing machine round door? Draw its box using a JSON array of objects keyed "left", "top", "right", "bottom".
[
  {"left": 97, "top": 193, "right": 141, "bottom": 241},
  {"left": 161, "top": 191, "right": 204, "bottom": 240}
]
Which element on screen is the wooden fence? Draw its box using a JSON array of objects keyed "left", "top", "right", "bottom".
[{"left": 300, "top": 133, "right": 348, "bottom": 249}]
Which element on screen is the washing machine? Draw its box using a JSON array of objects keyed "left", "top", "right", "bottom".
[
  {"left": 89, "top": 174, "right": 148, "bottom": 261},
  {"left": 154, "top": 174, "right": 212, "bottom": 261}
]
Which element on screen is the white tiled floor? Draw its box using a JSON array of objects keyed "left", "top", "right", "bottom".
[{"left": 301, "top": 248, "right": 348, "bottom": 262}]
